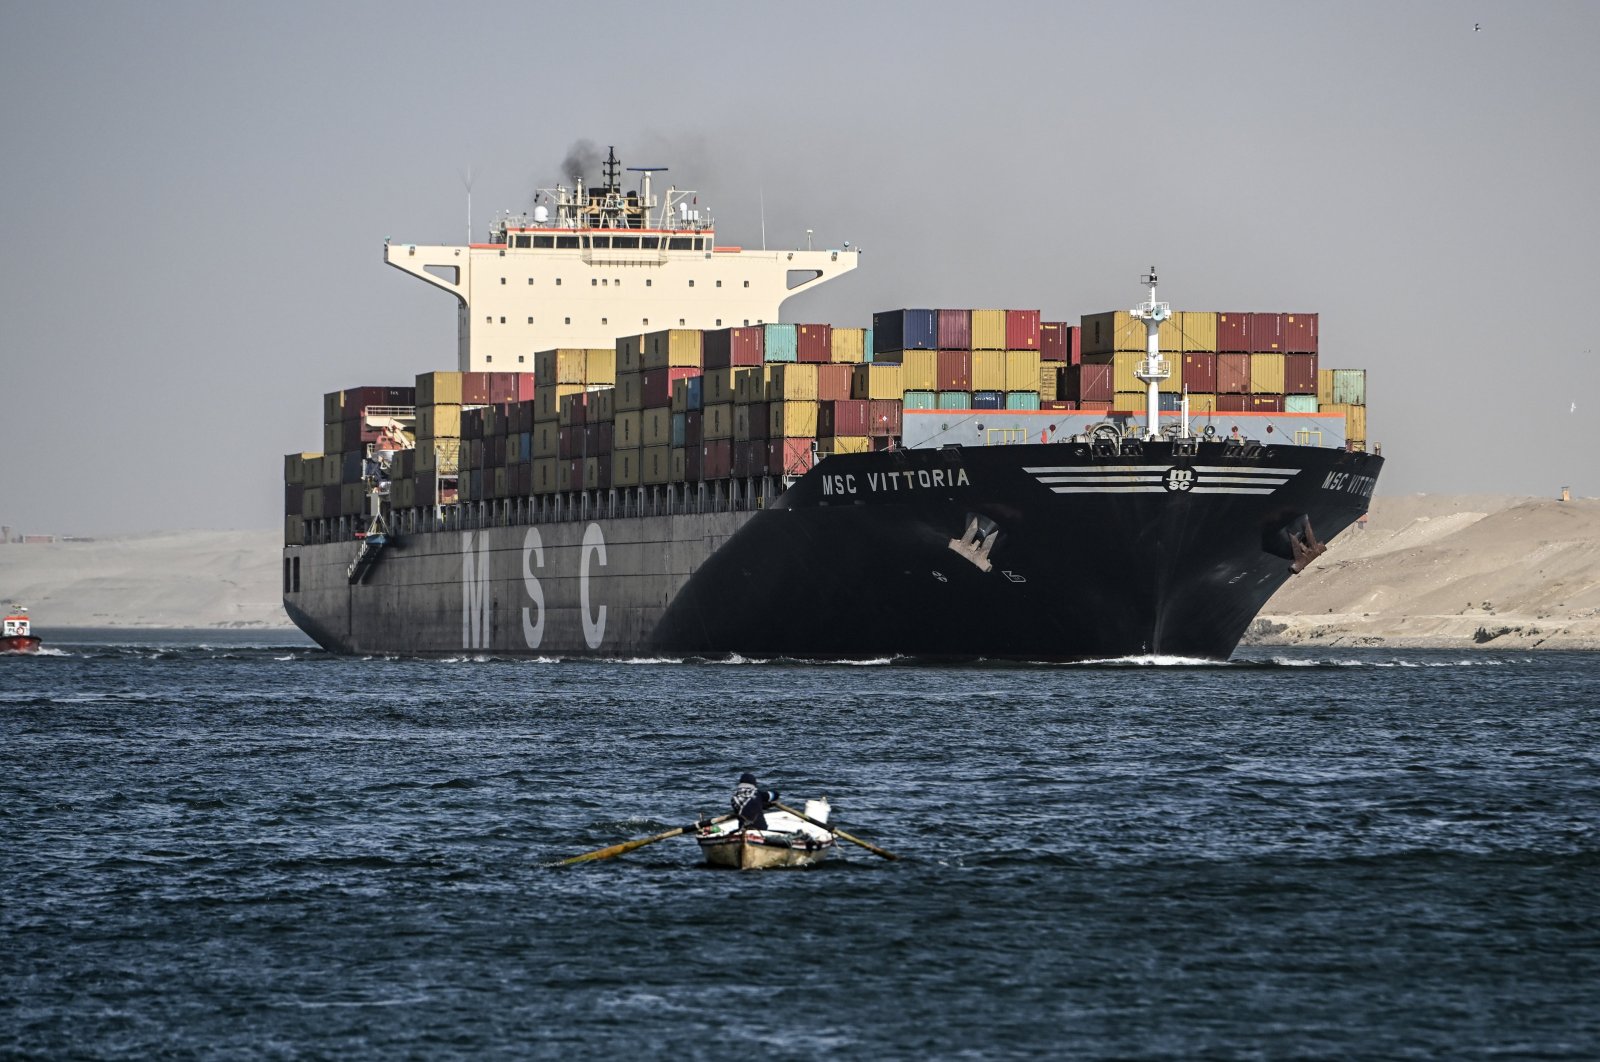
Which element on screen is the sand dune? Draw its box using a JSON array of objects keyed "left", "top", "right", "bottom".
[{"left": 5, "top": 495, "right": 1598, "bottom": 649}]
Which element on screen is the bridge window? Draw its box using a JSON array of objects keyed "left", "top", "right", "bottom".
[
  {"left": 592, "top": 236, "right": 610, "bottom": 249},
  {"left": 556, "top": 236, "right": 579, "bottom": 249},
  {"left": 668, "top": 237, "right": 693, "bottom": 251},
  {"left": 533, "top": 236, "right": 554, "bottom": 249},
  {"left": 613, "top": 236, "right": 639, "bottom": 249}
]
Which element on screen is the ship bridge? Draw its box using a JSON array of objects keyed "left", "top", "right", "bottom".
[{"left": 385, "top": 146, "right": 859, "bottom": 371}]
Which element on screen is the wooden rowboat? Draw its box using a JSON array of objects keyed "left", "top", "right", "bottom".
[{"left": 696, "top": 798, "right": 835, "bottom": 870}]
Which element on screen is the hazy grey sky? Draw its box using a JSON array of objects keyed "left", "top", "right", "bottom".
[{"left": 3, "top": 1, "right": 1596, "bottom": 534}]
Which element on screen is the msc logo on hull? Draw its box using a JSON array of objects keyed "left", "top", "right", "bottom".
[{"left": 461, "top": 524, "right": 609, "bottom": 651}]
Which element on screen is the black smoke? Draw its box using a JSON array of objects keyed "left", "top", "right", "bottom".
[{"left": 559, "top": 139, "right": 603, "bottom": 184}]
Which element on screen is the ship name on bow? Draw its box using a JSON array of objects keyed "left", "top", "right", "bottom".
[
  {"left": 821, "top": 467, "right": 970, "bottom": 496},
  {"left": 1321, "top": 471, "right": 1377, "bottom": 499}
]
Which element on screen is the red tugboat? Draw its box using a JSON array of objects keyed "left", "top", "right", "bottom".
[{"left": 2, "top": 606, "right": 42, "bottom": 653}]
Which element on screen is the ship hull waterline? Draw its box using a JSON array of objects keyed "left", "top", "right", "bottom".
[{"left": 283, "top": 441, "right": 1382, "bottom": 662}]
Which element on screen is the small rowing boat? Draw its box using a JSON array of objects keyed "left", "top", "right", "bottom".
[{"left": 696, "top": 798, "right": 836, "bottom": 870}]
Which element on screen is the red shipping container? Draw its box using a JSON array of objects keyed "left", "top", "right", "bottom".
[
  {"left": 1182, "top": 352, "right": 1217, "bottom": 393},
  {"left": 593, "top": 454, "right": 612, "bottom": 488},
  {"left": 516, "top": 373, "right": 536, "bottom": 402},
  {"left": 866, "top": 399, "right": 902, "bottom": 437},
  {"left": 567, "top": 459, "right": 584, "bottom": 491},
  {"left": 1040, "top": 322, "right": 1067, "bottom": 362},
  {"left": 937, "top": 309, "right": 971, "bottom": 350},
  {"left": 642, "top": 367, "right": 700, "bottom": 408},
  {"left": 518, "top": 400, "right": 536, "bottom": 432},
  {"left": 746, "top": 401, "right": 770, "bottom": 441},
  {"left": 703, "top": 440, "right": 732, "bottom": 480},
  {"left": 1005, "top": 309, "right": 1041, "bottom": 350},
  {"left": 1217, "top": 313, "right": 1251, "bottom": 353},
  {"left": 1216, "top": 394, "right": 1250, "bottom": 412},
  {"left": 1283, "top": 353, "right": 1318, "bottom": 395},
  {"left": 768, "top": 438, "right": 816, "bottom": 476},
  {"left": 1249, "top": 312, "right": 1285, "bottom": 352},
  {"left": 487, "top": 372, "right": 522, "bottom": 403},
  {"left": 819, "top": 399, "right": 870, "bottom": 437},
  {"left": 1069, "top": 326, "right": 1081, "bottom": 365},
  {"left": 685, "top": 410, "right": 703, "bottom": 447},
  {"left": 1250, "top": 394, "right": 1285, "bottom": 412},
  {"left": 937, "top": 350, "right": 972, "bottom": 391},
  {"left": 460, "top": 372, "right": 490, "bottom": 405},
  {"left": 685, "top": 445, "right": 703, "bottom": 482},
  {"left": 704, "top": 326, "right": 764, "bottom": 368},
  {"left": 584, "top": 422, "right": 614, "bottom": 455},
  {"left": 1078, "top": 362, "right": 1115, "bottom": 403},
  {"left": 558, "top": 426, "right": 577, "bottom": 460},
  {"left": 1283, "top": 313, "right": 1319, "bottom": 353},
  {"left": 1216, "top": 353, "right": 1251, "bottom": 394},
  {"left": 568, "top": 391, "right": 589, "bottom": 426},
  {"left": 517, "top": 462, "right": 532, "bottom": 496},
  {"left": 816, "top": 364, "right": 853, "bottom": 402},
  {"left": 796, "top": 323, "right": 833, "bottom": 363},
  {"left": 1077, "top": 400, "right": 1112, "bottom": 411}
]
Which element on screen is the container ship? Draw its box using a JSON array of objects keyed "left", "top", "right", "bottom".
[{"left": 282, "top": 147, "right": 1381, "bottom": 661}]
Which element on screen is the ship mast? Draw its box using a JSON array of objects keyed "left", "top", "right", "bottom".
[{"left": 1131, "top": 266, "right": 1172, "bottom": 440}]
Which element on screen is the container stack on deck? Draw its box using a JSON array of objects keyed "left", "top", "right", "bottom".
[{"left": 285, "top": 308, "right": 1368, "bottom": 543}]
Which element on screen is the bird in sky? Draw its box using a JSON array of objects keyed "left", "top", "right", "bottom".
[{"left": 1475, "top": 22, "right": 1481, "bottom": 31}]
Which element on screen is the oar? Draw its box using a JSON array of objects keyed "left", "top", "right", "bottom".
[
  {"left": 553, "top": 813, "right": 736, "bottom": 867},
  {"left": 773, "top": 801, "right": 901, "bottom": 861}
]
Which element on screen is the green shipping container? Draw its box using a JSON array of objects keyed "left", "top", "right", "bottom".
[
  {"left": 937, "top": 391, "right": 972, "bottom": 410},
  {"left": 1285, "top": 394, "right": 1319, "bottom": 413},
  {"left": 903, "top": 390, "right": 937, "bottom": 410},
  {"left": 1332, "top": 369, "right": 1367, "bottom": 406},
  {"left": 1005, "top": 391, "right": 1041, "bottom": 410},
  {"left": 763, "top": 324, "right": 798, "bottom": 362}
]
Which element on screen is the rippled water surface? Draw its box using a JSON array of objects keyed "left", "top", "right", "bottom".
[{"left": 4, "top": 632, "right": 1599, "bottom": 1059}]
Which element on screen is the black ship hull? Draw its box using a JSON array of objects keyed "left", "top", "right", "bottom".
[{"left": 283, "top": 440, "right": 1381, "bottom": 662}]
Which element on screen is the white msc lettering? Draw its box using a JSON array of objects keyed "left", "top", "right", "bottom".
[
  {"left": 462, "top": 532, "right": 491, "bottom": 650},
  {"left": 580, "top": 522, "right": 607, "bottom": 649},
  {"left": 522, "top": 527, "right": 545, "bottom": 648}
]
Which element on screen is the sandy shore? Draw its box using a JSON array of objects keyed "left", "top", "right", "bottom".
[{"left": 4, "top": 495, "right": 1597, "bottom": 648}]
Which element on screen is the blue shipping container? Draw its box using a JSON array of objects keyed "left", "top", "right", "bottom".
[
  {"left": 671, "top": 412, "right": 686, "bottom": 448},
  {"left": 1006, "top": 391, "right": 1042, "bottom": 411},
  {"left": 973, "top": 391, "right": 1005, "bottom": 409},
  {"left": 685, "top": 376, "right": 703, "bottom": 410},
  {"left": 1159, "top": 393, "right": 1182, "bottom": 413},
  {"left": 763, "top": 324, "right": 797, "bottom": 362},
  {"left": 863, "top": 327, "right": 875, "bottom": 363},
  {"left": 872, "top": 309, "right": 936, "bottom": 355}
]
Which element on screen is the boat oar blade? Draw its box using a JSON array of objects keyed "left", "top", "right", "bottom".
[
  {"left": 552, "top": 813, "right": 734, "bottom": 868},
  {"left": 773, "top": 801, "right": 901, "bottom": 862}
]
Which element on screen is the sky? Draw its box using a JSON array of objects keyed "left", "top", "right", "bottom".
[{"left": 2, "top": 0, "right": 1597, "bottom": 535}]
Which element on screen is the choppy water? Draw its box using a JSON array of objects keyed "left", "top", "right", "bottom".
[{"left": 4, "top": 631, "right": 1599, "bottom": 1059}]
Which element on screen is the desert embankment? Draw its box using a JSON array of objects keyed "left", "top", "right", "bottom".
[{"left": 3, "top": 496, "right": 1598, "bottom": 647}]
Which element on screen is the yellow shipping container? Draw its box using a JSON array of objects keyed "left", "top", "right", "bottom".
[
  {"left": 614, "top": 411, "right": 644, "bottom": 449},
  {"left": 1250, "top": 353, "right": 1286, "bottom": 394},
  {"left": 704, "top": 403, "right": 734, "bottom": 441},
  {"left": 703, "top": 367, "right": 737, "bottom": 405},
  {"left": 830, "top": 327, "right": 867, "bottom": 363},
  {"left": 643, "top": 329, "right": 703, "bottom": 370},
  {"left": 972, "top": 309, "right": 1007, "bottom": 350},
  {"left": 534, "top": 348, "right": 590, "bottom": 384},
  {"left": 614, "top": 371, "right": 644, "bottom": 412},
  {"left": 416, "top": 371, "right": 463, "bottom": 406},
  {"left": 770, "top": 400, "right": 820, "bottom": 438},
  {"left": 733, "top": 405, "right": 759, "bottom": 442},
  {"left": 284, "top": 452, "right": 318, "bottom": 484},
  {"left": 642, "top": 444, "right": 673, "bottom": 485},
  {"left": 900, "top": 349, "right": 938, "bottom": 391},
  {"left": 533, "top": 422, "right": 559, "bottom": 458},
  {"left": 642, "top": 407, "right": 671, "bottom": 447},
  {"left": 1114, "top": 391, "right": 1148, "bottom": 412},
  {"left": 533, "top": 458, "right": 560, "bottom": 495},
  {"left": 612, "top": 448, "right": 642, "bottom": 488},
  {"left": 829, "top": 435, "right": 871, "bottom": 454},
  {"left": 586, "top": 348, "right": 617, "bottom": 386},
  {"left": 1326, "top": 403, "right": 1367, "bottom": 442},
  {"left": 671, "top": 377, "right": 691, "bottom": 413},
  {"left": 1080, "top": 311, "right": 1148, "bottom": 355},
  {"left": 1113, "top": 352, "right": 1144, "bottom": 394},
  {"left": 1005, "top": 350, "right": 1042, "bottom": 392},
  {"left": 536, "top": 383, "right": 581, "bottom": 421},
  {"left": 1187, "top": 392, "right": 1217, "bottom": 413},
  {"left": 768, "top": 363, "right": 820, "bottom": 401},
  {"left": 852, "top": 363, "right": 904, "bottom": 401},
  {"left": 583, "top": 456, "right": 605, "bottom": 491},
  {"left": 417, "top": 404, "right": 462, "bottom": 439},
  {"left": 971, "top": 350, "right": 1007, "bottom": 391},
  {"left": 1179, "top": 311, "right": 1217, "bottom": 352},
  {"left": 414, "top": 440, "right": 460, "bottom": 474},
  {"left": 1317, "top": 369, "right": 1336, "bottom": 406},
  {"left": 1038, "top": 365, "right": 1060, "bottom": 401},
  {"left": 733, "top": 367, "right": 765, "bottom": 405},
  {"left": 615, "top": 334, "right": 647, "bottom": 374}
]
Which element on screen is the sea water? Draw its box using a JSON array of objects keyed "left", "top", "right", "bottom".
[{"left": 3, "top": 632, "right": 1598, "bottom": 1059}]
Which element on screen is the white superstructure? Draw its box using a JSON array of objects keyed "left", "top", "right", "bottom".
[{"left": 385, "top": 147, "right": 860, "bottom": 371}]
